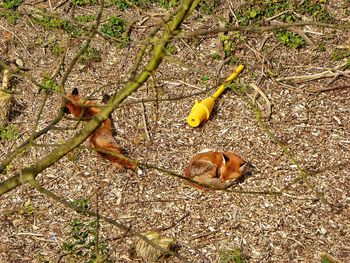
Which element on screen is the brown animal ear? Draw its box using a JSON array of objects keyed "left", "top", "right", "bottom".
[
  {"left": 102, "top": 94, "right": 111, "bottom": 104},
  {"left": 72, "top": 88, "right": 79, "bottom": 96},
  {"left": 223, "top": 153, "right": 230, "bottom": 164}
]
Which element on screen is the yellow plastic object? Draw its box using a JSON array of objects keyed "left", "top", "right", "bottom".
[
  {"left": 187, "top": 97, "right": 216, "bottom": 127},
  {"left": 187, "top": 64, "right": 244, "bottom": 127}
]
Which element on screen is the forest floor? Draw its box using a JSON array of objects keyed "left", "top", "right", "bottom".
[{"left": 0, "top": 0, "right": 349, "bottom": 262}]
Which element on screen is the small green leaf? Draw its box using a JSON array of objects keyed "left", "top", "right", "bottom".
[{"left": 201, "top": 75, "right": 210, "bottom": 81}]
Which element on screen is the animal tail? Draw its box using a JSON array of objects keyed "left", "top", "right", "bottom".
[{"left": 94, "top": 144, "right": 138, "bottom": 171}]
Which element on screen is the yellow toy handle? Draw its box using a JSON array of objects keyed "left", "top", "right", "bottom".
[
  {"left": 187, "top": 64, "right": 244, "bottom": 127},
  {"left": 212, "top": 64, "right": 245, "bottom": 98}
]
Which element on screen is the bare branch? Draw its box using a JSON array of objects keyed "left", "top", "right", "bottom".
[
  {"left": 0, "top": 0, "right": 198, "bottom": 195},
  {"left": 179, "top": 21, "right": 350, "bottom": 39}
]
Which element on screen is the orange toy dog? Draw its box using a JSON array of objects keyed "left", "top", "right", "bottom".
[
  {"left": 184, "top": 151, "right": 246, "bottom": 190},
  {"left": 64, "top": 88, "right": 137, "bottom": 170}
]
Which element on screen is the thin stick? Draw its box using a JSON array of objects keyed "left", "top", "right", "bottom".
[
  {"left": 179, "top": 21, "right": 350, "bottom": 39},
  {"left": 250, "top": 83, "right": 272, "bottom": 119},
  {"left": 0, "top": 25, "right": 32, "bottom": 57},
  {"left": 277, "top": 61, "right": 350, "bottom": 83},
  {"left": 277, "top": 70, "right": 350, "bottom": 83},
  {"left": 307, "top": 85, "right": 350, "bottom": 93},
  {"left": 155, "top": 212, "right": 190, "bottom": 231},
  {"left": 265, "top": 10, "right": 294, "bottom": 21},
  {"left": 141, "top": 102, "right": 151, "bottom": 141}
]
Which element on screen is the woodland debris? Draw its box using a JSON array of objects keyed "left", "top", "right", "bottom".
[
  {"left": 135, "top": 231, "right": 178, "bottom": 262},
  {"left": 276, "top": 61, "right": 350, "bottom": 83},
  {"left": 320, "top": 252, "right": 344, "bottom": 263},
  {"left": 276, "top": 69, "right": 350, "bottom": 83},
  {"left": 0, "top": 69, "right": 12, "bottom": 128},
  {"left": 250, "top": 83, "right": 272, "bottom": 119}
]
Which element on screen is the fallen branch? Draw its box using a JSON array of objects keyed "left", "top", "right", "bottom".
[
  {"left": 277, "top": 69, "right": 350, "bottom": 83},
  {"left": 276, "top": 61, "right": 350, "bottom": 83}
]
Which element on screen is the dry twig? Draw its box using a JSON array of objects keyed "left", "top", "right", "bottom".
[
  {"left": 277, "top": 61, "right": 350, "bottom": 83},
  {"left": 250, "top": 83, "right": 272, "bottom": 119},
  {"left": 307, "top": 85, "right": 350, "bottom": 93},
  {"left": 179, "top": 21, "right": 350, "bottom": 38},
  {"left": 0, "top": 25, "right": 32, "bottom": 57},
  {"left": 141, "top": 102, "right": 151, "bottom": 141}
]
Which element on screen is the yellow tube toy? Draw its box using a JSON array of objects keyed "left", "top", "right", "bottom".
[{"left": 187, "top": 64, "right": 244, "bottom": 127}]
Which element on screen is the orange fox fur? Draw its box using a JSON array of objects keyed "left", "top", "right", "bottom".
[
  {"left": 64, "top": 88, "right": 136, "bottom": 170},
  {"left": 184, "top": 151, "right": 246, "bottom": 190}
]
